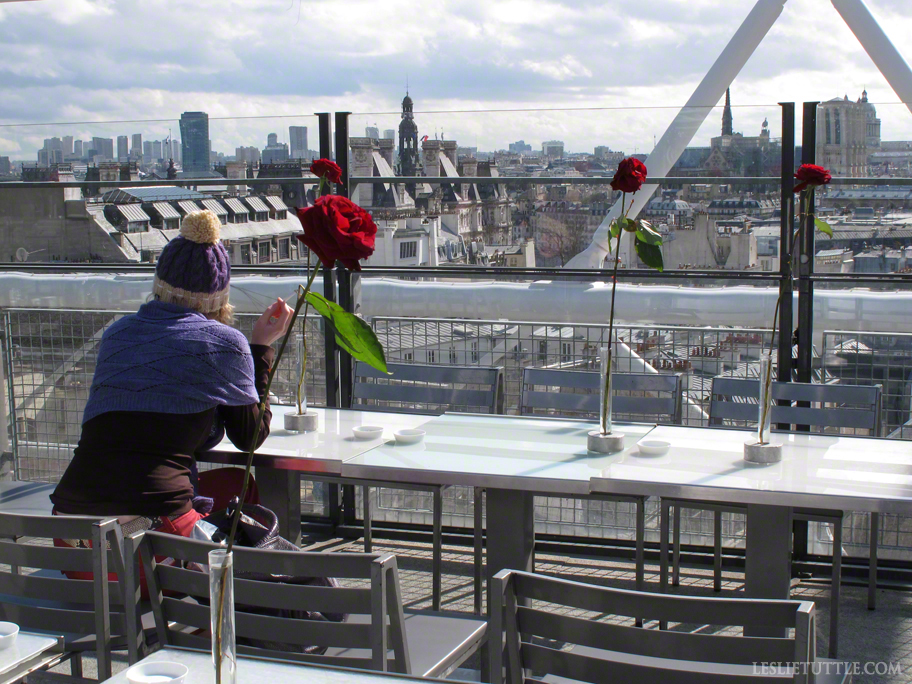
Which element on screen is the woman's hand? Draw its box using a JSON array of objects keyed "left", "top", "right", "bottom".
[{"left": 250, "top": 298, "right": 294, "bottom": 346}]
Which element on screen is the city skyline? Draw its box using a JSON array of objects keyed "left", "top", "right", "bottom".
[{"left": 0, "top": 0, "right": 910, "bottom": 160}]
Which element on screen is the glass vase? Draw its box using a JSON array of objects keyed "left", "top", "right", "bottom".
[
  {"left": 599, "top": 346, "right": 613, "bottom": 435},
  {"left": 297, "top": 334, "right": 308, "bottom": 415},
  {"left": 758, "top": 351, "right": 773, "bottom": 445},
  {"left": 210, "top": 549, "right": 236, "bottom": 684}
]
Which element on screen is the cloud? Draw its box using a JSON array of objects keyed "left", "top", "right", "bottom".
[{"left": 0, "top": 0, "right": 911, "bottom": 159}]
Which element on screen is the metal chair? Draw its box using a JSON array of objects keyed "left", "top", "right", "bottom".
[
  {"left": 472, "top": 369, "right": 682, "bottom": 615},
  {"left": 491, "top": 569, "right": 850, "bottom": 684},
  {"left": 129, "top": 530, "right": 488, "bottom": 677},
  {"left": 660, "top": 377, "right": 882, "bottom": 658},
  {"left": 0, "top": 512, "right": 141, "bottom": 680},
  {"left": 310, "top": 361, "right": 503, "bottom": 611}
]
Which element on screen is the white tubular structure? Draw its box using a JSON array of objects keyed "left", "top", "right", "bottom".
[
  {"left": 1, "top": 273, "right": 911, "bottom": 334},
  {"left": 565, "top": 0, "right": 787, "bottom": 269},
  {"left": 831, "top": 0, "right": 912, "bottom": 116}
]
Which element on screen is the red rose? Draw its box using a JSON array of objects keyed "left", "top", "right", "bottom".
[
  {"left": 610, "top": 157, "right": 647, "bottom": 194},
  {"left": 295, "top": 195, "right": 376, "bottom": 271},
  {"left": 310, "top": 158, "right": 343, "bottom": 184},
  {"left": 793, "top": 164, "right": 831, "bottom": 193}
]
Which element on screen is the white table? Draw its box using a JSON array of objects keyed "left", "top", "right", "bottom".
[
  {"left": 0, "top": 482, "right": 54, "bottom": 516},
  {"left": 201, "top": 406, "right": 434, "bottom": 543},
  {"left": 107, "top": 646, "right": 441, "bottom": 684},
  {"left": 0, "top": 633, "right": 63, "bottom": 684},
  {"left": 589, "top": 424, "right": 912, "bottom": 632},
  {"left": 343, "top": 413, "right": 656, "bottom": 608}
]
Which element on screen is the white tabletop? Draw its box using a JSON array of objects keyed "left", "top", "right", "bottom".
[
  {"left": 202, "top": 406, "right": 435, "bottom": 475},
  {"left": 590, "top": 424, "right": 912, "bottom": 513},
  {"left": 109, "top": 647, "right": 436, "bottom": 684},
  {"left": 342, "top": 413, "right": 657, "bottom": 495},
  {"left": 0, "top": 632, "right": 62, "bottom": 683}
]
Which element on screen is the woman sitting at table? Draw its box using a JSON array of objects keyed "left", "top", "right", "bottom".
[{"left": 51, "top": 210, "right": 293, "bottom": 544}]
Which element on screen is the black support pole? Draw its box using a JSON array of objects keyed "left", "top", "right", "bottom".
[
  {"left": 796, "top": 102, "right": 819, "bottom": 385},
  {"left": 778, "top": 103, "right": 795, "bottom": 384}
]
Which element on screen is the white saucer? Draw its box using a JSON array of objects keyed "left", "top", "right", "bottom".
[
  {"left": 394, "top": 429, "right": 426, "bottom": 445},
  {"left": 637, "top": 439, "right": 671, "bottom": 456}
]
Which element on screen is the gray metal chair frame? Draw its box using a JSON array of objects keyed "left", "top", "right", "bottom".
[
  {"left": 0, "top": 512, "right": 140, "bottom": 680},
  {"left": 472, "top": 369, "right": 683, "bottom": 615},
  {"left": 660, "top": 376, "right": 883, "bottom": 658},
  {"left": 491, "top": 569, "right": 828, "bottom": 684},
  {"left": 128, "top": 530, "right": 487, "bottom": 677},
  {"left": 312, "top": 361, "right": 503, "bottom": 612}
]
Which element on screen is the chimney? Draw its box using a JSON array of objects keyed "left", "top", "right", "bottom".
[
  {"left": 422, "top": 139, "right": 441, "bottom": 177},
  {"left": 225, "top": 161, "right": 248, "bottom": 196},
  {"left": 349, "top": 137, "right": 375, "bottom": 207},
  {"left": 441, "top": 140, "right": 457, "bottom": 168},
  {"left": 378, "top": 138, "right": 395, "bottom": 168}
]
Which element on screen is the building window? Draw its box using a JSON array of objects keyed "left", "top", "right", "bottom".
[
  {"left": 399, "top": 241, "right": 417, "bottom": 259},
  {"left": 538, "top": 341, "right": 548, "bottom": 364},
  {"left": 561, "top": 342, "right": 572, "bottom": 364},
  {"left": 825, "top": 110, "right": 831, "bottom": 145},
  {"left": 403, "top": 352, "right": 413, "bottom": 362},
  {"left": 427, "top": 350, "right": 436, "bottom": 364},
  {"left": 258, "top": 241, "right": 271, "bottom": 263},
  {"left": 240, "top": 244, "right": 251, "bottom": 265},
  {"left": 471, "top": 341, "right": 478, "bottom": 363},
  {"left": 278, "top": 238, "right": 290, "bottom": 260},
  {"left": 449, "top": 348, "right": 458, "bottom": 364},
  {"left": 835, "top": 109, "right": 841, "bottom": 145}
]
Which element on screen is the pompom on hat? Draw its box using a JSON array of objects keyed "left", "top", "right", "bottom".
[{"left": 152, "top": 210, "right": 231, "bottom": 314}]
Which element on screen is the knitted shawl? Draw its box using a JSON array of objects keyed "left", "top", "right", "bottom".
[{"left": 82, "top": 300, "right": 259, "bottom": 424}]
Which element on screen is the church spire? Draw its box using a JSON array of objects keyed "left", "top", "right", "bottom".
[{"left": 722, "top": 87, "right": 733, "bottom": 137}]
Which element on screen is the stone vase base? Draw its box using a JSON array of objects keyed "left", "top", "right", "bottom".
[
  {"left": 284, "top": 411, "right": 319, "bottom": 432},
  {"left": 744, "top": 440, "right": 782, "bottom": 464},
  {"left": 588, "top": 430, "right": 625, "bottom": 454}
]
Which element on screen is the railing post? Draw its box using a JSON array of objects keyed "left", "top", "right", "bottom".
[
  {"left": 796, "top": 102, "right": 819, "bottom": 385},
  {"left": 334, "top": 112, "right": 351, "bottom": 199}
]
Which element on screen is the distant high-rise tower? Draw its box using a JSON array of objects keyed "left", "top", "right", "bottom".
[
  {"left": 289, "top": 126, "right": 308, "bottom": 159},
  {"left": 398, "top": 92, "right": 419, "bottom": 179},
  {"left": 267, "top": 133, "right": 278, "bottom": 147},
  {"left": 366, "top": 126, "right": 379, "bottom": 140},
  {"left": 74, "top": 140, "right": 83, "bottom": 157},
  {"left": 117, "top": 135, "right": 129, "bottom": 161},
  {"left": 179, "top": 111, "right": 210, "bottom": 174},
  {"left": 131, "top": 133, "right": 142, "bottom": 159},
  {"left": 62, "top": 136, "right": 74, "bottom": 156},
  {"left": 722, "top": 88, "right": 733, "bottom": 137},
  {"left": 383, "top": 129, "right": 395, "bottom": 140}
]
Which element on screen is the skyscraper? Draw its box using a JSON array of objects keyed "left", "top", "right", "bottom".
[
  {"left": 62, "top": 136, "right": 74, "bottom": 156},
  {"left": 179, "top": 111, "right": 210, "bottom": 174},
  {"left": 131, "top": 133, "right": 142, "bottom": 159},
  {"left": 117, "top": 135, "right": 129, "bottom": 161},
  {"left": 267, "top": 133, "right": 278, "bottom": 147},
  {"left": 91, "top": 137, "right": 114, "bottom": 160},
  {"left": 74, "top": 140, "right": 83, "bottom": 157},
  {"left": 366, "top": 126, "right": 379, "bottom": 140},
  {"left": 383, "top": 129, "right": 395, "bottom": 140},
  {"left": 289, "top": 126, "right": 308, "bottom": 159},
  {"left": 171, "top": 139, "right": 181, "bottom": 163}
]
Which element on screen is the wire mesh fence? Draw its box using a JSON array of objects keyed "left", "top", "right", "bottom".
[{"left": 1, "top": 308, "right": 909, "bottom": 558}]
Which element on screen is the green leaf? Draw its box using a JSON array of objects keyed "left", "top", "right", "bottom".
[
  {"left": 617, "top": 216, "right": 637, "bottom": 233},
  {"left": 304, "top": 291, "right": 389, "bottom": 374},
  {"left": 814, "top": 217, "right": 833, "bottom": 237},
  {"left": 635, "top": 239, "right": 664, "bottom": 272},
  {"left": 609, "top": 220, "right": 621, "bottom": 239},
  {"left": 635, "top": 221, "right": 663, "bottom": 246}
]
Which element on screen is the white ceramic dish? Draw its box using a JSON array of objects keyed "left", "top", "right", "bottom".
[
  {"left": 353, "top": 425, "right": 384, "bottom": 440},
  {"left": 637, "top": 439, "right": 671, "bottom": 456},
  {"left": 394, "top": 429, "right": 426, "bottom": 445},
  {"left": 126, "top": 661, "right": 189, "bottom": 684},
  {"left": 0, "top": 622, "right": 18, "bottom": 651}
]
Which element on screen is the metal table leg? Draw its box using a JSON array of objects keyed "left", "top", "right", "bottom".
[
  {"left": 256, "top": 469, "right": 302, "bottom": 546},
  {"left": 745, "top": 503, "right": 792, "bottom": 637},
  {"left": 485, "top": 489, "right": 534, "bottom": 614}
]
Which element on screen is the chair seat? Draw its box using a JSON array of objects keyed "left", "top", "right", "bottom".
[
  {"left": 327, "top": 610, "right": 487, "bottom": 677},
  {"left": 0, "top": 481, "right": 55, "bottom": 516},
  {"left": 546, "top": 645, "right": 852, "bottom": 683}
]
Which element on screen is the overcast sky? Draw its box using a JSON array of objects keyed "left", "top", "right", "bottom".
[{"left": 1, "top": 0, "right": 911, "bottom": 160}]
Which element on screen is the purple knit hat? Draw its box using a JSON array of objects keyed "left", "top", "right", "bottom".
[{"left": 152, "top": 210, "right": 231, "bottom": 314}]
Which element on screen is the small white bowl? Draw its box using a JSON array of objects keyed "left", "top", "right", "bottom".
[
  {"left": 353, "top": 425, "right": 384, "bottom": 440},
  {"left": 394, "top": 429, "right": 426, "bottom": 445},
  {"left": 637, "top": 439, "right": 671, "bottom": 456},
  {"left": 0, "top": 623, "right": 18, "bottom": 651},
  {"left": 126, "top": 661, "right": 189, "bottom": 684}
]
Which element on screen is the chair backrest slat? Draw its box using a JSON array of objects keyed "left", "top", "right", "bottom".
[
  {"left": 520, "top": 368, "right": 683, "bottom": 423},
  {"left": 135, "top": 531, "right": 409, "bottom": 673},
  {"left": 709, "top": 377, "right": 882, "bottom": 434},
  {"left": 495, "top": 570, "right": 814, "bottom": 684},
  {"left": 353, "top": 361, "right": 503, "bottom": 414},
  {"left": 0, "top": 512, "right": 130, "bottom": 678}
]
